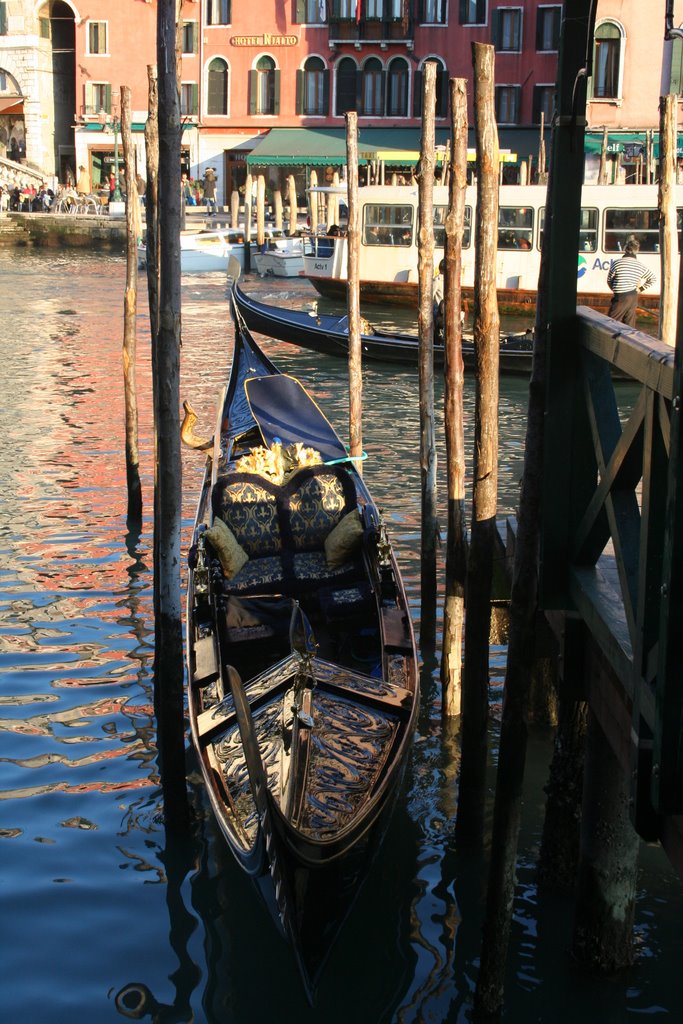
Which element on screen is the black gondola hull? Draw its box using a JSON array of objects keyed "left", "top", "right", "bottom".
[{"left": 233, "top": 280, "right": 535, "bottom": 374}]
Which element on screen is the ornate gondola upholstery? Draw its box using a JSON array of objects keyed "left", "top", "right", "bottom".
[{"left": 210, "top": 465, "right": 362, "bottom": 595}]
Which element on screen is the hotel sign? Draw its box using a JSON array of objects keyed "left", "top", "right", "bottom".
[{"left": 231, "top": 33, "right": 298, "bottom": 46}]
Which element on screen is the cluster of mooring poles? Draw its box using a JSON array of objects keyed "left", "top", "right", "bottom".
[{"left": 112, "top": 1, "right": 682, "bottom": 1016}]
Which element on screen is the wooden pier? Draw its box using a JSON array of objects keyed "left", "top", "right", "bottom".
[{"left": 539, "top": 1, "right": 683, "bottom": 878}]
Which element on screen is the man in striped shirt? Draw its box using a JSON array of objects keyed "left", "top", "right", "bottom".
[{"left": 607, "top": 235, "right": 657, "bottom": 327}]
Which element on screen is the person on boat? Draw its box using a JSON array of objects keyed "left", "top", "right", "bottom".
[
  {"left": 433, "top": 259, "right": 446, "bottom": 341},
  {"left": 607, "top": 235, "right": 656, "bottom": 327},
  {"left": 202, "top": 167, "right": 218, "bottom": 216}
]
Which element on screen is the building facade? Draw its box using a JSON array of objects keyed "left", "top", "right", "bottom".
[{"left": 1, "top": 2, "right": 681, "bottom": 199}]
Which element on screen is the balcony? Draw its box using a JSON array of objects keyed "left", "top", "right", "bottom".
[{"left": 329, "top": 13, "right": 414, "bottom": 49}]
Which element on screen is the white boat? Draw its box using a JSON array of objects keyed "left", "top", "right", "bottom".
[
  {"left": 138, "top": 226, "right": 288, "bottom": 273},
  {"left": 252, "top": 235, "right": 310, "bottom": 278},
  {"left": 303, "top": 183, "right": 670, "bottom": 314}
]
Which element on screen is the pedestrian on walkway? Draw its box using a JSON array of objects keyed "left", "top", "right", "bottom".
[{"left": 202, "top": 167, "right": 218, "bottom": 216}]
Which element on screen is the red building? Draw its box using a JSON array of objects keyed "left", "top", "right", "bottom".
[{"left": 65, "top": 1, "right": 561, "bottom": 201}]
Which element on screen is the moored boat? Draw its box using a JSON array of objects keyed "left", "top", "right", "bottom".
[
  {"left": 303, "top": 182, "right": 665, "bottom": 317},
  {"left": 232, "top": 279, "right": 535, "bottom": 374},
  {"left": 138, "top": 226, "right": 291, "bottom": 273},
  {"left": 252, "top": 235, "right": 309, "bottom": 277},
  {"left": 184, "top": 285, "right": 419, "bottom": 995}
]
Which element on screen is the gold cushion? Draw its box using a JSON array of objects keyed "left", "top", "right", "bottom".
[
  {"left": 205, "top": 518, "right": 249, "bottom": 579},
  {"left": 324, "top": 510, "right": 363, "bottom": 569}
]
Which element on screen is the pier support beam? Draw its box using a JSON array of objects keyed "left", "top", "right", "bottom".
[{"left": 572, "top": 706, "right": 639, "bottom": 971}]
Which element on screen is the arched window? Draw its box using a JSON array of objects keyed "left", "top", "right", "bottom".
[
  {"left": 593, "top": 21, "right": 623, "bottom": 99},
  {"left": 335, "top": 57, "right": 357, "bottom": 116},
  {"left": 413, "top": 58, "right": 448, "bottom": 118},
  {"left": 207, "top": 58, "right": 228, "bottom": 115},
  {"left": 250, "top": 55, "right": 279, "bottom": 115},
  {"left": 361, "top": 57, "right": 383, "bottom": 117},
  {"left": 387, "top": 58, "right": 409, "bottom": 117},
  {"left": 297, "top": 57, "right": 328, "bottom": 116}
]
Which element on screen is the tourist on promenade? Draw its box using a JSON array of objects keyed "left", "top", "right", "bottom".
[
  {"left": 76, "top": 164, "right": 91, "bottom": 195},
  {"left": 607, "top": 235, "right": 656, "bottom": 327},
  {"left": 136, "top": 174, "right": 146, "bottom": 208},
  {"left": 203, "top": 167, "right": 218, "bottom": 216}
]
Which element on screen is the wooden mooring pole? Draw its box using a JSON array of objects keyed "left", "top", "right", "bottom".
[
  {"left": 659, "top": 92, "right": 678, "bottom": 346},
  {"left": 417, "top": 61, "right": 438, "bottom": 642},
  {"left": 120, "top": 85, "right": 142, "bottom": 523},
  {"left": 288, "top": 174, "right": 298, "bottom": 236},
  {"left": 256, "top": 174, "right": 265, "bottom": 249},
  {"left": 243, "top": 172, "right": 252, "bottom": 273},
  {"left": 309, "top": 168, "right": 318, "bottom": 236},
  {"left": 455, "top": 42, "right": 499, "bottom": 842},
  {"left": 441, "top": 77, "right": 469, "bottom": 717},
  {"left": 153, "top": 0, "right": 188, "bottom": 828},
  {"left": 144, "top": 65, "right": 159, "bottom": 340},
  {"left": 572, "top": 699, "right": 639, "bottom": 970},
  {"left": 345, "top": 112, "right": 363, "bottom": 470}
]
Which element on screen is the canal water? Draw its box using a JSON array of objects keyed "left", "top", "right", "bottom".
[{"left": 1, "top": 249, "right": 681, "bottom": 1023}]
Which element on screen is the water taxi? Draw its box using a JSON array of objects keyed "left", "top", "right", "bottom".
[{"left": 303, "top": 183, "right": 672, "bottom": 314}]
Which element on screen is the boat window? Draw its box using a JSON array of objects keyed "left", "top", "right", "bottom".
[
  {"left": 363, "top": 204, "right": 413, "bottom": 246},
  {"left": 498, "top": 206, "right": 534, "bottom": 249},
  {"left": 432, "top": 205, "right": 472, "bottom": 248},
  {"left": 538, "top": 206, "right": 599, "bottom": 252},
  {"left": 578, "top": 208, "right": 599, "bottom": 252},
  {"left": 604, "top": 208, "right": 660, "bottom": 252}
]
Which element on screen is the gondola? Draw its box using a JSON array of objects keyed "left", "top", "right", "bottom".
[
  {"left": 184, "top": 285, "right": 419, "bottom": 998},
  {"left": 232, "top": 279, "right": 536, "bottom": 374}
]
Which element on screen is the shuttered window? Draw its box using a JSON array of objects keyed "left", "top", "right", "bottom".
[
  {"left": 250, "top": 57, "right": 279, "bottom": 115},
  {"left": 296, "top": 57, "right": 329, "bottom": 116},
  {"left": 413, "top": 64, "right": 448, "bottom": 118},
  {"left": 85, "top": 83, "right": 112, "bottom": 115},
  {"left": 492, "top": 8, "right": 522, "bottom": 51},
  {"left": 593, "top": 21, "right": 622, "bottom": 98},
  {"left": 182, "top": 22, "right": 198, "bottom": 55},
  {"left": 495, "top": 85, "right": 521, "bottom": 124},
  {"left": 0, "top": 4, "right": 7, "bottom": 36},
  {"left": 181, "top": 83, "right": 199, "bottom": 117},
  {"left": 536, "top": 6, "right": 561, "bottom": 51},
  {"left": 207, "top": 0, "right": 231, "bottom": 24},
  {"left": 335, "top": 58, "right": 358, "bottom": 115},
  {"left": 387, "top": 58, "right": 409, "bottom": 117},
  {"left": 361, "top": 58, "right": 384, "bottom": 117},
  {"left": 459, "top": 0, "right": 486, "bottom": 25},
  {"left": 87, "top": 21, "right": 108, "bottom": 55},
  {"left": 670, "top": 37, "right": 683, "bottom": 94},
  {"left": 208, "top": 59, "right": 228, "bottom": 115}
]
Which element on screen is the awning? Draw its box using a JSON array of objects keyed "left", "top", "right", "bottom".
[
  {"left": 0, "top": 97, "right": 24, "bottom": 115},
  {"left": 246, "top": 126, "right": 551, "bottom": 168},
  {"left": 78, "top": 121, "right": 197, "bottom": 133},
  {"left": 246, "top": 128, "right": 348, "bottom": 166}
]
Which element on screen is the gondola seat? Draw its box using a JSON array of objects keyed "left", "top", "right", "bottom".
[{"left": 210, "top": 464, "right": 365, "bottom": 596}]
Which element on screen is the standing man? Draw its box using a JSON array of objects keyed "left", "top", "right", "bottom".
[
  {"left": 203, "top": 167, "right": 218, "bottom": 217},
  {"left": 432, "top": 258, "right": 446, "bottom": 341},
  {"left": 607, "top": 235, "right": 656, "bottom": 327}
]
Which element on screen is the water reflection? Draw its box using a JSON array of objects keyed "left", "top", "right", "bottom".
[{"left": 0, "top": 252, "right": 680, "bottom": 1023}]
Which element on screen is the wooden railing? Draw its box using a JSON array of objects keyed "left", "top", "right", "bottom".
[{"left": 542, "top": 306, "right": 682, "bottom": 829}]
